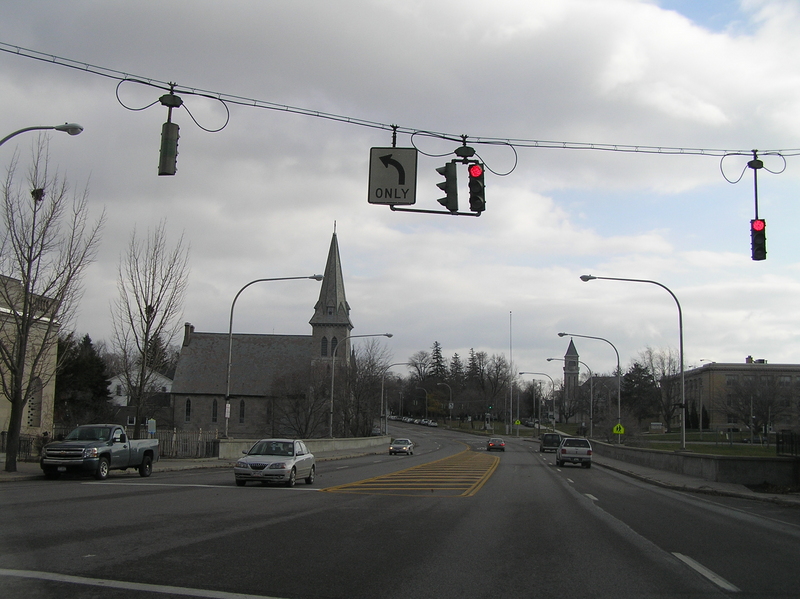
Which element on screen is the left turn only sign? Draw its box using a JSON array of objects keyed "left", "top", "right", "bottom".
[{"left": 368, "top": 147, "right": 418, "bottom": 205}]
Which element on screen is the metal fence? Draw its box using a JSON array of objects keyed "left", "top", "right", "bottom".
[
  {"left": 776, "top": 430, "right": 800, "bottom": 457},
  {"left": 0, "top": 432, "right": 38, "bottom": 461},
  {"left": 151, "top": 429, "right": 219, "bottom": 458}
]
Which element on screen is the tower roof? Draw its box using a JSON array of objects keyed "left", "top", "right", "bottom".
[
  {"left": 309, "top": 232, "right": 353, "bottom": 329},
  {"left": 565, "top": 339, "right": 579, "bottom": 358}
]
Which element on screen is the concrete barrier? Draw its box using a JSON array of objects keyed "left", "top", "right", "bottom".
[
  {"left": 219, "top": 436, "right": 390, "bottom": 460},
  {"left": 593, "top": 441, "right": 800, "bottom": 486}
]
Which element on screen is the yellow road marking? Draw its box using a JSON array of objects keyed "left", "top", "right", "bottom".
[{"left": 322, "top": 448, "right": 499, "bottom": 497}]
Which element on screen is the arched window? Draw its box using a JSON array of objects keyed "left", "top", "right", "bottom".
[
  {"left": 321, "top": 336, "right": 328, "bottom": 356},
  {"left": 239, "top": 399, "right": 245, "bottom": 424},
  {"left": 331, "top": 336, "right": 338, "bottom": 356},
  {"left": 185, "top": 398, "right": 192, "bottom": 422},
  {"left": 211, "top": 399, "right": 218, "bottom": 423}
]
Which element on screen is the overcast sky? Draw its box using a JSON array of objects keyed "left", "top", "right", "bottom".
[{"left": 1, "top": 0, "right": 799, "bottom": 383}]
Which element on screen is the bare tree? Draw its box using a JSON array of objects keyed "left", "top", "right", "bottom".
[
  {"left": 273, "top": 363, "right": 330, "bottom": 438},
  {"left": 0, "top": 140, "right": 104, "bottom": 471},
  {"left": 638, "top": 346, "right": 681, "bottom": 431},
  {"left": 713, "top": 374, "right": 791, "bottom": 440},
  {"left": 345, "top": 338, "right": 393, "bottom": 437},
  {"left": 110, "top": 221, "right": 189, "bottom": 437}
]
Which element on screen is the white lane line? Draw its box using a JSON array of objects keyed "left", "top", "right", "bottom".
[
  {"left": 0, "top": 568, "right": 287, "bottom": 599},
  {"left": 585, "top": 494, "right": 599, "bottom": 501},
  {"left": 567, "top": 478, "right": 574, "bottom": 484},
  {"left": 672, "top": 553, "right": 741, "bottom": 592}
]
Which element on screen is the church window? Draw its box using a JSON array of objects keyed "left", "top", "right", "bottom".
[
  {"left": 185, "top": 399, "right": 191, "bottom": 422},
  {"left": 239, "top": 399, "right": 246, "bottom": 424},
  {"left": 211, "top": 399, "right": 218, "bottom": 423},
  {"left": 321, "top": 336, "right": 328, "bottom": 356},
  {"left": 331, "top": 336, "right": 339, "bottom": 355},
  {"left": 327, "top": 305, "right": 334, "bottom": 316}
]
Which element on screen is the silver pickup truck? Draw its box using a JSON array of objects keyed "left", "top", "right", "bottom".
[
  {"left": 556, "top": 437, "right": 593, "bottom": 468},
  {"left": 41, "top": 424, "right": 159, "bottom": 480}
]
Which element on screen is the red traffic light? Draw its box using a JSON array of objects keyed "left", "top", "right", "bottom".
[
  {"left": 752, "top": 219, "right": 766, "bottom": 232},
  {"left": 468, "top": 163, "right": 483, "bottom": 178}
]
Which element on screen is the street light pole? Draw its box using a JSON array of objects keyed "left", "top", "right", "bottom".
[
  {"left": 437, "top": 382, "right": 452, "bottom": 424},
  {"left": 580, "top": 274, "right": 686, "bottom": 450},
  {"left": 519, "top": 372, "right": 555, "bottom": 434},
  {"left": 0, "top": 123, "right": 84, "bottom": 147},
  {"left": 558, "top": 332, "right": 622, "bottom": 444},
  {"left": 224, "top": 274, "right": 323, "bottom": 437},
  {"left": 329, "top": 332, "right": 393, "bottom": 438},
  {"left": 547, "top": 357, "right": 593, "bottom": 438}
]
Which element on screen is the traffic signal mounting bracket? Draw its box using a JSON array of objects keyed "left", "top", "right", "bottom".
[{"left": 389, "top": 205, "right": 482, "bottom": 216}]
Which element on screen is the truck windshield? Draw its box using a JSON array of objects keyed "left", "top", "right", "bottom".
[{"left": 65, "top": 427, "right": 112, "bottom": 441}]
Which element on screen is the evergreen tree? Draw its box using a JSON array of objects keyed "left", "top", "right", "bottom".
[
  {"left": 449, "top": 353, "right": 465, "bottom": 388},
  {"left": 430, "top": 341, "right": 448, "bottom": 380},
  {"left": 621, "top": 362, "right": 660, "bottom": 425},
  {"left": 55, "top": 333, "right": 112, "bottom": 426}
]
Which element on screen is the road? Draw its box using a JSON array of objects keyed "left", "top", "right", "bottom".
[{"left": 1, "top": 423, "right": 799, "bottom": 598}]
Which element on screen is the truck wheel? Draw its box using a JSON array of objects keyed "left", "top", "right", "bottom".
[
  {"left": 305, "top": 465, "right": 315, "bottom": 485},
  {"left": 585, "top": 462, "right": 592, "bottom": 469},
  {"left": 286, "top": 467, "right": 296, "bottom": 487},
  {"left": 235, "top": 479, "right": 246, "bottom": 487},
  {"left": 138, "top": 456, "right": 153, "bottom": 477},
  {"left": 95, "top": 457, "right": 110, "bottom": 480},
  {"left": 556, "top": 460, "right": 563, "bottom": 467}
]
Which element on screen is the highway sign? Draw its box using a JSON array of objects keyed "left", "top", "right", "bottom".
[
  {"left": 613, "top": 423, "right": 625, "bottom": 435},
  {"left": 368, "top": 147, "right": 417, "bottom": 205}
]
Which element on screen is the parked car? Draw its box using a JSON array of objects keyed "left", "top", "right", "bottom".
[
  {"left": 556, "top": 437, "right": 593, "bottom": 468},
  {"left": 234, "top": 439, "right": 315, "bottom": 487},
  {"left": 487, "top": 437, "right": 506, "bottom": 451},
  {"left": 540, "top": 432, "right": 562, "bottom": 453},
  {"left": 389, "top": 438, "right": 414, "bottom": 455},
  {"left": 40, "top": 424, "right": 159, "bottom": 480}
]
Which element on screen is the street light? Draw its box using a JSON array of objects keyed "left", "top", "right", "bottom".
[
  {"left": 558, "top": 332, "right": 622, "bottom": 444},
  {"left": 381, "top": 362, "right": 409, "bottom": 435},
  {"left": 519, "top": 372, "right": 555, "bottom": 434},
  {"left": 0, "top": 123, "right": 84, "bottom": 147},
  {"left": 224, "top": 274, "right": 323, "bottom": 437},
  {"left": 330, "top": 332, "right": 393, "bottom": 438},
  {"left": 580, "top": 274, "right": 686, "bottom": 450},
  {"left": 547, "top": 357, "right": 593, "bottom": 438}
]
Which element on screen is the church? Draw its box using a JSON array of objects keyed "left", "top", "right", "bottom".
[{"left": 170, "top": 232, "right": 353, "bottom": 438}]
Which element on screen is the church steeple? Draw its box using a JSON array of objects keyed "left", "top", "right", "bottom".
[{"left": 310, "top": 231, "right": 353, "bottom": 361}]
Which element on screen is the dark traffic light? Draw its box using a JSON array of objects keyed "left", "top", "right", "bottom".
[
  {"left": 751, "top": 219, "right": 766, "bottom": 261},
  {"left": 467, "top": 162, "right": 485, "bottom": 213},
  {"left": 158, "top": 121, "right": 180, "bottom": 176},
  {"left": 436, "top": 162, "right": 458, "bottom": 212}
]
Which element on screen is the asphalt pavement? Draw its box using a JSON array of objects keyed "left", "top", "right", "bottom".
[{"left": 2, "top": 442, "right": 799, "bottom": 507}]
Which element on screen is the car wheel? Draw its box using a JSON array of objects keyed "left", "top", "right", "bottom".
[
  {"left": 286, "top": 467, "right": 297, "bottom": 487},
  {"left": 305, "top": 465, "right": 315, "bottom": 485},
  {"left": 138, "top": 456, "right": 153, "bottom": 477},
  {"left": 95, "top": 457, "right": 110, "bottom": 480},
  {"left": 235, "top": 479, "right": 246, "bottom": 487}
]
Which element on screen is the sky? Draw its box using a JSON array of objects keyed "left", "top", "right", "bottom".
[{"left": 1, "top": 0, "right": 799, "bottom": 385}]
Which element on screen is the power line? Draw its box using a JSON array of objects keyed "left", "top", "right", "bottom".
[{"left": 3, "top": 41, "right": 800, "bottom": 161}]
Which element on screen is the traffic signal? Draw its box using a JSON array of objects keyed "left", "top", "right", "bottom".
[
  {"left": 468, "top": 162, "right": 485, "bottom": 213},
  {"left": 436, "top": 161, "right": 458, "bottom": 212},
  {"left": 158, "top": 121, "right": 180, "bottom": 176},
  {"left": 750, "top": 219, "right": 766, "bottom": 261}
]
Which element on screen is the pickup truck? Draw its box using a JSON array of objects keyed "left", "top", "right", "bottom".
[
  {"left": 41, "top": 424, "right": 159, "bottom": 480},
  {"left": 555, "top": 437, "right": 592, "bottom": 468}
]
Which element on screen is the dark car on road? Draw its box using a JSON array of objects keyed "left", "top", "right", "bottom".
[
  {"left": 540, "top": 432, "right": 562, "bottom": 453},
  {"left": 487, "top": 437, "right": 506, "bottom": 451}
]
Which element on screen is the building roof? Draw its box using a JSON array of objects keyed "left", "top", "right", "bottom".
[
  {"left": 172, "top": 331, "right": 313, "bottom": 397},
  {"left": 309, "top": 232, "right": 352, "bottom": 329}
]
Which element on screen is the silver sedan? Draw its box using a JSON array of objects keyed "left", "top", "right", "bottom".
[
  {"left": 234, "top": 439, "right": 315, "bottom": 487},
  {"left": 389, "top": 438, "right": 415, "bottom": 455}
]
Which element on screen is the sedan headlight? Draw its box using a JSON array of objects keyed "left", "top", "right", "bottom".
[
  {"left": 268, "top": 462, "right": 287, "bottom": 469},
  {"left": 236, "top": 460, "right": 249, "bottom": 469}
]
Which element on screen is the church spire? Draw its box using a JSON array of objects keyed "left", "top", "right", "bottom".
[{"left": 310, "top": 231, "right": 352, "bottom": 329}]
